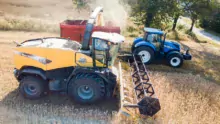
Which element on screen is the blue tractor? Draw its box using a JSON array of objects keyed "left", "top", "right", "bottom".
[{"left": 132, "top": 28, "right": 192, "bottom": 67}]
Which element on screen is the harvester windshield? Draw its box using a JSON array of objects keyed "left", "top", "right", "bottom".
[{"left": 109, "top": 43, "right": 120, "bottom": 66}]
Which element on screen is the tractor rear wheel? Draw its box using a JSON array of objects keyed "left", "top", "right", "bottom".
[
  {"left": 133, "top": 46, "right": 154, "bottom": 64},
  {"left": 19, "top": 76, "right": 48, "bottom": 100},
  {"left": 167, "top": 53, "right": 183, "bottom": 68},
  {"left": 68, "top": 73, "right": 105, "bottom": 104}
]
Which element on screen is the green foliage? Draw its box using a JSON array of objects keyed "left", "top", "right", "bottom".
[
  {"left": 72, "top": 0, "right": 89, "bottom": 10},
  {"left": 128, "top": 33, "right": 139, "bottom": 37},
  {"left": 126, "top": 25, "right": 138, "bottom": 33},
  {"left": 125, "top": 25, "right": 139, "bottom": 37},
  {"left": 130, "top": 0, "right": 173, "bottom": 29},
  {"left": 181, "top": 0, "right": 213, "bottom": 31},
  {"left": 200, "top": 1, "right": 220, "bottom": 33},
  {"left": 177, "top": 24, "right": 185, "bottom": 31},
  {"left": 130, "top": 0, "right": 217, "bottom": 32}
]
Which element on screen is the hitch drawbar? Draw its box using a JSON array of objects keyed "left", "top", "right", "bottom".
[{"left": 119, "top": 55, "right": 160, "bottom": 116}]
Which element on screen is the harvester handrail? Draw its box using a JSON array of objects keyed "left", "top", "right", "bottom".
[{"left": 119, "top": 61, "right": 124, "bottom": 109}]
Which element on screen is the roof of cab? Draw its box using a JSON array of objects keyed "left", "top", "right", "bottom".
[
  {"left": 144, "top": 27, "right": 164, "bottom": 35},
  {"left": 92, "top": 32, "right": 125, "bottom": 43}
]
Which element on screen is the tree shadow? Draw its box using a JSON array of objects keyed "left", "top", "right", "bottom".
[
  {"left": 177, "top": 42, "right": 220, "bottom": 83},
  {"left": 147, "top": 40, "right": 220, "bottom": 83}
]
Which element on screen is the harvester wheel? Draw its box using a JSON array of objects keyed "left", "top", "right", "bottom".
[
  {"left": 19, "top": 76, "right": 48, "bottom": 100},
  {"left": 134, "top": 46, "right": 154, "bottom": 64},
  {"left": 167, "top": 53, "right": 183, "bottom": 68},
  {"left": 68, "top": 73, "right": 105, "bottom": 104}
]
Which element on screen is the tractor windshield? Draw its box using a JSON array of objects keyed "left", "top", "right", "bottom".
[
  {"left": 144, "top": 33, "right": 162, "bottom": 43},
  {"left": 144, "top": 33, "right": 163, "bottom": 51}
]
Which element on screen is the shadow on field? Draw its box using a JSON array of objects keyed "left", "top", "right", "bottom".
[
  {"left": 147, "top": 41, "right": 220, "bottom": 83},
  {"left": 1, "top": 88, "right": 119, "bottom": 113}
]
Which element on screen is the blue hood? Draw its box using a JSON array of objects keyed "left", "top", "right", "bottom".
[
  {"left": 133, "top": 37, "right": 144, "bottom": 44},
  {"left": 164, "top": 40, "right": 180, "bottom": 52}
]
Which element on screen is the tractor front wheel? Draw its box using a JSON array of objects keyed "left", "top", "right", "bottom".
[
  {"left": 167, "top": 53, "right": 183, "bottom": 68},
  {"left": 133, "top": 46, "right": 154, "bottom": 64},
  {"left": 68, "top": 73, "right": 105, "bottom": 104}
]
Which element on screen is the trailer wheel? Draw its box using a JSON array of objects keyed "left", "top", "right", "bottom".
[
  {"left": 133, "top": 46, "right": 154, "bottom": 64},
  {"left": 167, "top": 53, "right": 183, "bottom": 68},
  {"left": 19, "top": 76, "right": 47, "bottom": 100},
  {"left": 68, "top": 73, "right": 105, "bottom": 104}
]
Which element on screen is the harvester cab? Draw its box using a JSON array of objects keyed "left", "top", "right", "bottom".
[
  {"left": 76, "top": 31, "right": 125, "bottom": 69},
  {"left": 13, "top": 7, "right": 161, "bottom": 117}
]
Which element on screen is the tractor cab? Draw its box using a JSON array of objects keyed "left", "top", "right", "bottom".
[
  {"left": 133, "top": 27, "right": 181, "bottom": 54},
  {"left": 143, "top": 28, "right": 165, "bottom": 51},
  {"left": 143, "top": 27, "right": 182, "bottom": 53}
]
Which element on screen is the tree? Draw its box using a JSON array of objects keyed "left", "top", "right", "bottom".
[
  {"left": 131, "top": 0, "right": 172, "bottom": 28},
  {"left": 72, "top": 0, "right": 89, "bottom": 10},
  {"left": 181, "top": 0, "right": 212, "bottom": 32},
  {"left": 200, "top": 0, "right": 220, "bottom": 33},
  {"left": 132, "top": 0, "right": 158, "bottom": 27},
  {"left": 169, "top": 1, "right": 183, "bottom": 30}
]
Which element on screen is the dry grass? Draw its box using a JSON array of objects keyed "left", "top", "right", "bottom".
[
  {"left": 148, "top": 41, "right": 220, "bottom": 84},
  {"left": 150, "top": 71, "right": 220, "bottom": 124},
  {"left": 166, "top": 30, "right": 189, "bottom": 41},
  {"left": 0, "top": 16, "right": 59, "bottom": 33},
  {"left": 158, "top": 27, "right": 220, "bottom": 84},
  {"left": 0, "top": 31, "right": 220, "bottom": 123}
]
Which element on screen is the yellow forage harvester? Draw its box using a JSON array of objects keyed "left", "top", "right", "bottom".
[{"left": 13, "top": 7, "right": 160, "bottom": 117}]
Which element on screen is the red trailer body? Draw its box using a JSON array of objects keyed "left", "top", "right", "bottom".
[{"left": 60, "top": 20, "right": 121, "bottom": 44}]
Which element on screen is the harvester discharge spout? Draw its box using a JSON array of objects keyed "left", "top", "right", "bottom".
[
  {"left": 81, "top": 7, "right": 103, "bottom": 51},
  {"left": 119, "top": 55, "right": 160, "bottom": 116}
]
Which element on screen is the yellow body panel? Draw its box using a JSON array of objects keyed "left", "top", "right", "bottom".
[
  {"left": 14, "top": 47, "right": 47, "bottom": 70},
  {"left": 14, "top": 47, "right": 105, "bottom": 71},
  {"left": 45, "top": 48, "right": 75, "bottom": 70}
]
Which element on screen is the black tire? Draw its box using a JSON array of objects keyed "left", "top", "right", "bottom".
[
  {"left": 68, "top": 73, "right": 105, "bottom": 104},
  {"left": 19, "top": 76, "right": 48, "bottom": 100},
  {"left": 133, "top": 46, "right": 154, "bottom": 64},
  {"left": 167, "top": 53, "right": 183, "bottom": 68}
]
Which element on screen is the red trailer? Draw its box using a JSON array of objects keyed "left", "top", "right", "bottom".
[{"left": 60, "top": 7, "right": 121, "bottom": 44}]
